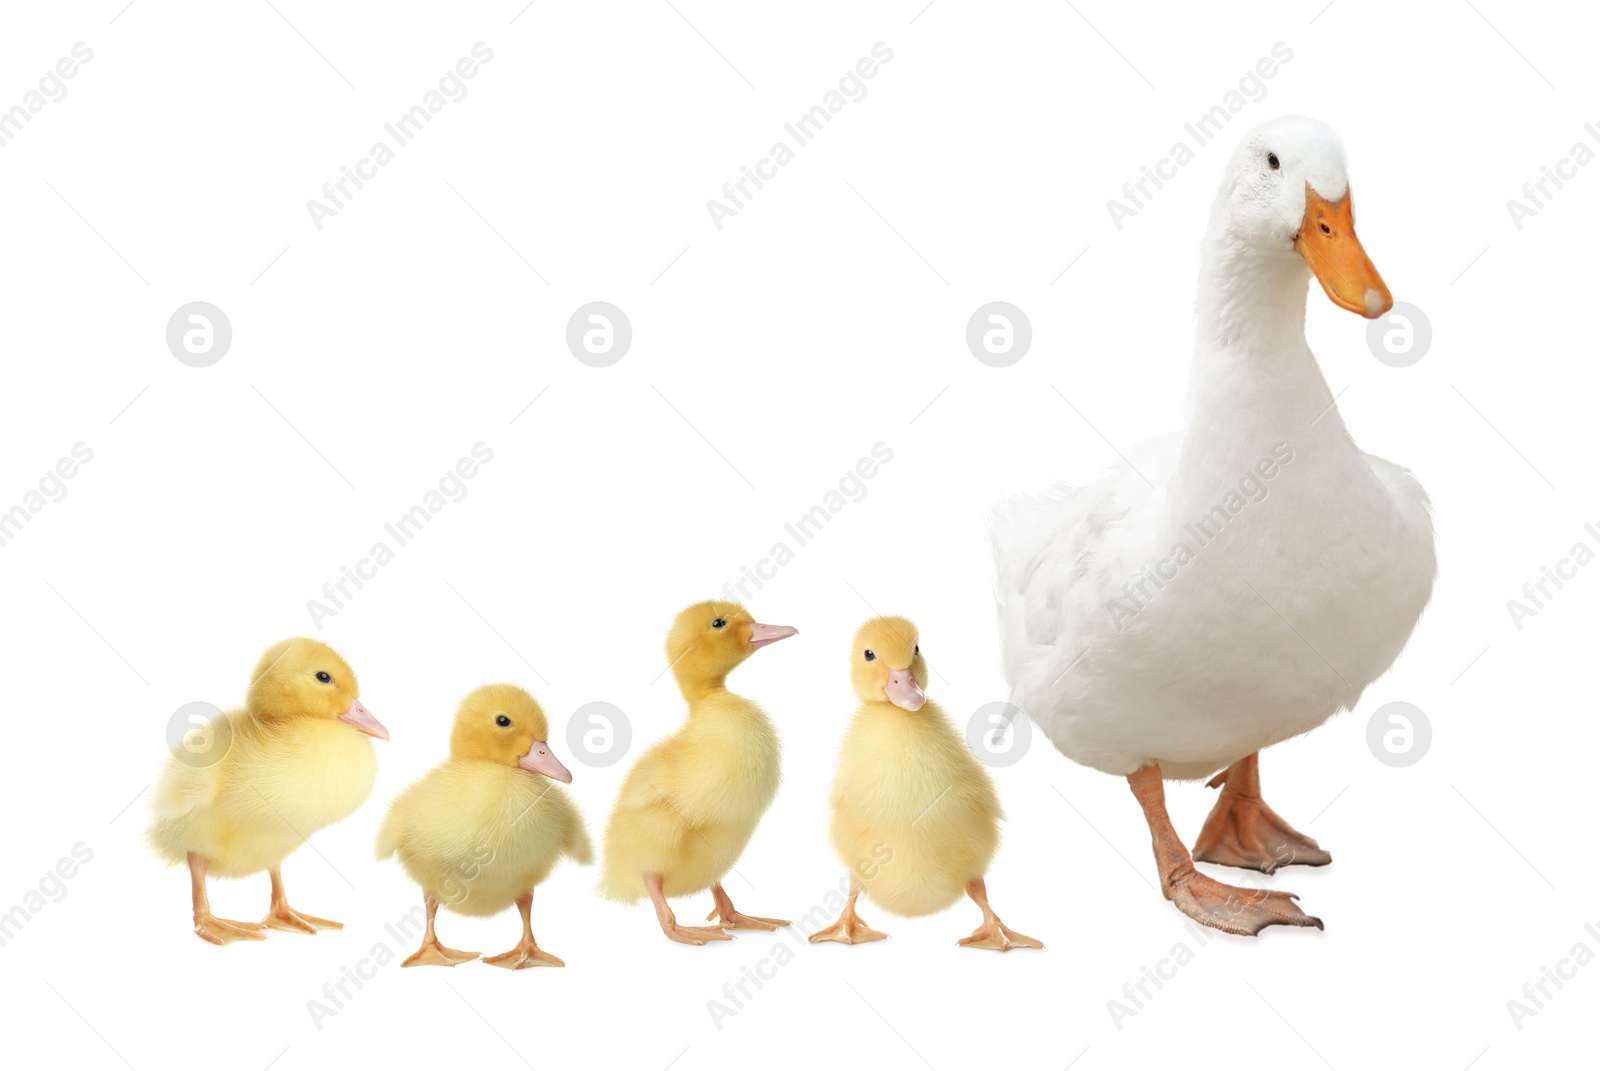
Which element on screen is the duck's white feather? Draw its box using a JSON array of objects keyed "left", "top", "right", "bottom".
[{"left": 992, "top": 117, "right": 1435, "bottom": 781}]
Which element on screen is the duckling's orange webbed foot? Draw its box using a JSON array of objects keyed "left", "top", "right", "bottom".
[
  {"left": 957, "top": 878, "right": 1042, "bottom": 952},
  {"left": 402, "top": 941, "right": 481, "bottom": 967},
  {"left": 808, "top": 886, "right": 888, "bottom": 945},
  {"left": 402, "top": 893, "right": 480, "bottom": 967},
  {"left": 644, "top": 872, "right": 733, "bottom": 945},
  {"left": 484, "top": 892, "right": 566, "bottom": 968},
  {"left": 194, "top": 913, "right": 266, "bottom": 945},
  {"left": 706, "top": 883, "right": 790, "bottom": 931},
  {"left": 485, "top": 941, "right": 565, "bottom": 969},
  {"left": 1192, "top": 753, "right": 1332, "bottom": 874},
  {"left": 186, "top": 851, "right": 266, "bottom": 945},
  {"left": 261, "top": 869, "right": 344, "bottom": 933},
  {"left": 1130, "top": 765, "right": 1323, "bottom": 936}
]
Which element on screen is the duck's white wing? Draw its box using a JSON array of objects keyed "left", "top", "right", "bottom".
[{"left": 988, "top": 435, "right": 1178, "bottom": 730}]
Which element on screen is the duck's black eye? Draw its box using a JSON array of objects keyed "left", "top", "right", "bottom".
[
  {"left": 315, "top": 671, "right": 332, "bottom": 683},
  {"left": 495, "top": 715, "right": 511, "bottom": 727},
  {"left": 863, "top": 649, "right": 876, "bottom": 661},
  {"left": 712, "top": 618, "right": 727, "bottom": 629},
  {"left": 1267, "top": 152, "right": 1280, "bottom": 170},
  {"left": 914, "top": 645, "right": 919, "bottom": 656}
]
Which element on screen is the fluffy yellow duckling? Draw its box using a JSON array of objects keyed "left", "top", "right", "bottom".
[
  {"left": 147, "top": 637, "right": 389, "bottom": 945},
  {"left": 376, "top": 684, "right": 591, "bottom": 968},
  {"left": 811, "top": 616, "right": 1041, "bottom": 951},
  {"left": 599, "top": 600, "right": 797, "bottom": 945}
]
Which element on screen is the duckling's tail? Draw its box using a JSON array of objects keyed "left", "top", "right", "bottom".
[{"left": 373, "top": 815, "right": 399, "bottom": 862}]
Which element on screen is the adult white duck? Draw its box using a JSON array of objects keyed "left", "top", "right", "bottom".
[{"left": 991, "top": 116, "right": 1435, "bottom": 935}]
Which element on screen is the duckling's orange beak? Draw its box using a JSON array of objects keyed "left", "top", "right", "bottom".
[
  {"left": 885, "top": 667, "right": 926, "bottom": 711},
  {"left": 518, "top": 740, "right": 572, "bottom": 783},
  {"left": 337, "top": 697, "right": 389, "bottom": 740},
  {"left": 1295, "top": 184, "right": 1392, "bottom": 319},
  {"left": 748, "top": 622, "right": 798, "bottom": 649}
]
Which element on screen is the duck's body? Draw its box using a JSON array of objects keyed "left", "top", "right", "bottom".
[
  {"left": 599, "top": 688, "right": 780, "bottom": 902},
  {"left": 989, "top": 117, "right": 1435, "bottom": 934},
  {"left": 150, "top": 715, "right": 378, "bottom": 876},
  {"left": 993, "top": 344, "right": 1435, "bottom": 780},
  {"left": 828, "top": 696, "right": 998, "bottom": 917},
  {"left": 599, "top": 600, "right": 797, "bottom": 945},
  {"left": 377, "top": 758, "right": 591, "bottom": 917}
]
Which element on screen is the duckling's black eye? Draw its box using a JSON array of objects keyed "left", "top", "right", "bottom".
[
  {"left": 914, "top": 645, "right": 919, "bottom": 657},
  {"left": 712, "top": 618, "right": 727, "bottom": 629},
  {"left": 315, "top": 671, "right": 332, "bottom": 683},
  {"left": 1267, "top": 152, "right": 1280, "bottom": 170},
  {"left": 495, "top": 715, "right": 511, "bottom": 727},
  {"left": 863, "top": 649, "right": 876, "bottom": 661}
]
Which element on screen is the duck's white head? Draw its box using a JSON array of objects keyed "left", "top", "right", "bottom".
[{"left": 1209, "top": 115, "right": 1391, "bottom": 319}]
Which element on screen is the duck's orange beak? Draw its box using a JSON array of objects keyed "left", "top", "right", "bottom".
[
  {"left": 747, "top": 622, "right": 798, "bottom": 649},
  {"left": 518, "top": 740, "right": 572, "bottom": 783},
  {"left": 337, "top": 697, "right": 389, "bottom": 740},
  {"left": 1294, "top": 184, "right": 1392, "bottom": 319},
  {"left": 884, "top": 667, "right": 926, "bottom": 711}
]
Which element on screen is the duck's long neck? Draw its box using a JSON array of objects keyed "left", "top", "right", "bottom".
[{"left": 1172, "top": 227, "right": 1354, "bottom": 505}]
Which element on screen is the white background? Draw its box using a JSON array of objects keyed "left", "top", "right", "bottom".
[{"left": 1, "top": 1, "right": 1595, "bottom": 1069}]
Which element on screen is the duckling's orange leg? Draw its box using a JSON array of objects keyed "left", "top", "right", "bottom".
[
  {"left": 260, "top": 868, "right": 344, "bottom": 933},
  {"left": 1129, "top": 764, "right": 1323, "bottom": 935},
  {"left": 957, "top": 878, "right": 1042, "bottom": 951},
  {"left": 1191, "top": 752, "right": 1333, "bottom": 874},
  {"left": 807, "top": 877, "right": 887, "bottom": 944},
  {"left": 644, "top": 873, "right": 732, "bottom": 945},
  {"left": 401, "top": 894, "right": 480, "bottom": 967},
  {"left": 705, "top": 882, "right": 791, "bottom": 931},
  {"left": 484, "top": 892, "right": 565, "bottom": 969},
  {"left": 188, "top": 852, "right": 264, "bottom": 945}
]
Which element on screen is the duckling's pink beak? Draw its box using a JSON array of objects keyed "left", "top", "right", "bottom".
[
  {"left": 518, "top": 740, "right": 572, "bottom": 783},
  {"left": 338, "top": 698, "right": 389, "bottom": 740},
  {"left": 885, "top": 668, "right": 926, "bottom": 711},
  {"left": 748, "top": 622, "right": 798, "bottom": 649}
]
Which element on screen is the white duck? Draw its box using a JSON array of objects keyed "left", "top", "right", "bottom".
[{"left": 991, "top": 116, "right": 1435, "bottom": 935}]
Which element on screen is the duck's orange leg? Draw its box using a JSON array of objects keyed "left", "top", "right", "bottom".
[
  {"left": 808, "top": 877, "right": 887, "bottom": 944},
  {"left": 705, "top": 882, "right": 790, "bottom": 931},
  {"left": 484, "top": 892, "right": 565, "bottom": 969},
  {"left": 261, "top": 868, "right": 344, "bottom": 933},
  {"left": 957, "top": 877, "right": 1042, "bottom": 951},
  {"left": 401, "top": 894, "right": 480, "bottom": 967},
  {"left": 1129, "top": 765, "right": 1323, "bottom": 936},
  {"left": 1191, "top": 753, "right": 1332, "bottom": 874},
  {"left": 644, "top": 873, "right": 732, "bottom": 945},
  {"left": 188, "top": 851, "right": 264, "bottom": 945}
]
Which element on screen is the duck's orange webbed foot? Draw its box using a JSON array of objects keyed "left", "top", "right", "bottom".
[
  {"left": 1129, "top": 765, "right": 1324, "bottom": 937},
  {"left": 1165, "top": 866, "right": 1323, "bottom": 935},
  {"left": 1192, "top": 754, "right": 1332, "bottom": 874}
]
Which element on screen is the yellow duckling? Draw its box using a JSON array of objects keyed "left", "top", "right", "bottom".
[
  {"left": 600, "top": 600, "right": 797, "bottom": 945},
  {"left": 811, "top": 616, "right": 1041, "bottom": 951},
  {"left": 376, "top": 684, "right": 591, "bottom": 968},
  {"left": 147, "top": 637, "right": 389, "bottom": 945}
]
